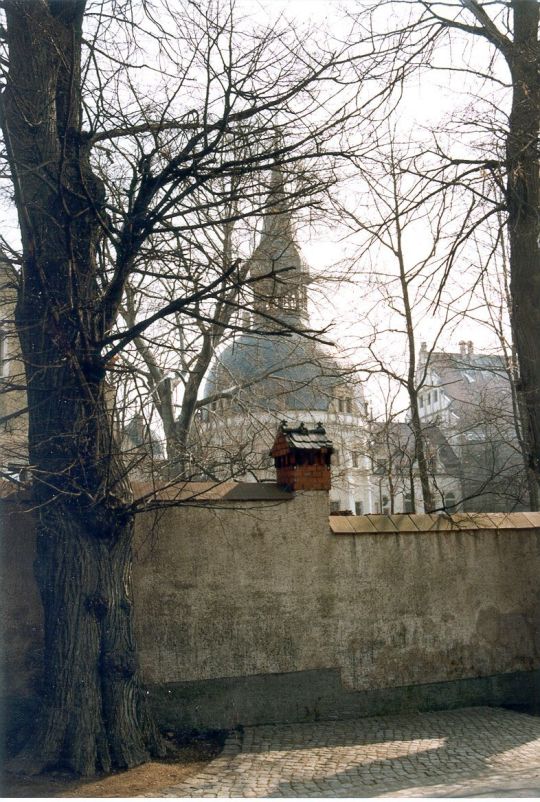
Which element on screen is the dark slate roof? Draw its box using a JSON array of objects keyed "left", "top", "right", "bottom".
[
  {"left": 421, "top": 351, "right": 510, "bottom": 410},
  {"left": 370, "top": 420, "right": 460, "bottom": 474},
  {"left": 203, "top": 168, "right": 364, "bottom": 413},
  {"left": 205, "top": 331, "right": 353, "bottom": 412},
  {"left": 423, "top": 424, "right": 461, "bottom": 473},
  {"left": 278, "top": 421, "right": 333, "bottom": 451},
  {"left": 249, "top": 166, "right": 308, "bottom": 282},
  {"left": 0, "top": 479, "right": 292, "bottom": 506},
  {"left": 223, "top": 482, "right": 293, "bottom": 501}
]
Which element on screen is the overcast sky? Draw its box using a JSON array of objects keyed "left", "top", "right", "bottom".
[
  {"left": 0, "top": 1, "right": 512, "bottom": 418},
  {"left": 248, "top": 1, "right": 511, "bottom": 388}
]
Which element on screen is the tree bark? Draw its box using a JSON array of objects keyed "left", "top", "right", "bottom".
[
  {"left": 34, "top": 502, "right": 161, "bottom": 775},
  {"left": 505, "top": 1, "right": 540, "bottom": 487},
  {"left": 13, "top": 326, "right": 163, "bottom": 774},
  {"left": 1, "top": 0, "right": 162, "bottom": 775}
]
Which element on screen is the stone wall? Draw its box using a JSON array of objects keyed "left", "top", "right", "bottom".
[{"left": 2, "top": 491, "right": 540, "bottom": 733}]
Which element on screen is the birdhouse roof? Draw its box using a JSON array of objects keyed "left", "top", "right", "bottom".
[{"left": 275, "top": 421, "right": 333, "bottom": 451}]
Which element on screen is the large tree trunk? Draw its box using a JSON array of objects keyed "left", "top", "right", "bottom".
[
  {"left": 15, "top": 327, "right": 163, "bottom": 774},
  {"left": 13, "top": 299, "right": 163, "bottom": 774},
  {"left": 506, "top": 1, "right": 540, "bottom": 489},
  {"left": 1, "top": 1, "right": 162, "bottom": 775},
  {"left": 34, "top": 502, "right": 161, "bottom": 775}
]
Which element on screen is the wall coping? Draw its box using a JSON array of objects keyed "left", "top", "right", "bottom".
[
  {"left": 0, "top": 480, "right": 294, "bottom": 506},
  {"left": 329, "top": 511, "right": 540, "bottom": 534}
]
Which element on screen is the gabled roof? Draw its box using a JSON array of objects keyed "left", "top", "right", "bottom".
[
  {"left": 370, "top": 419, "right": 460, "bottom": 474},
  {"left": 423, "top": 424, "right": 461, "bottom": 473},
  {"left": 419, "top": 350, "right": 512, "bottom": 415}
]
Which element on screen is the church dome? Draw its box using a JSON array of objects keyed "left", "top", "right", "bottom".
[{"left": 206, "top": 330, "right": 350, "bottom": 412}]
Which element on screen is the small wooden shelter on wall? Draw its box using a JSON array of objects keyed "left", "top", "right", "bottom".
[{"left": 270, "top": 421, "right": 334, "bottom": 492}]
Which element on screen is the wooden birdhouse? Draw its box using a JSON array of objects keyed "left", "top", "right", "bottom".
[{"left": 270, "top": 421, "right": 333, "bottom": 492}]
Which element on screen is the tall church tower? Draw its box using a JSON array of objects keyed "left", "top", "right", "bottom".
[{"left": 249, "top": 166, "right": 310, "bottom": 328}]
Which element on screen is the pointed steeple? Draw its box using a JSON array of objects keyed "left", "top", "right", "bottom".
[{"left": 249, "top": 162, "right": 310, "bottom": 327}]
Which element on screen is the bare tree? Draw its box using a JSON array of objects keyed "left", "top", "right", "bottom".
[
  {"left": 474, "top": 212, "right": 539, "bottom": 509},
  {"left": 117, "top": 213, "right": 248, "bottom": 475},
  {"left": 368, "top": 382, "right": 413, "bottom": 514},
  {"left": 343, "top": 139, "right": 464, "bottom": 511},
  {"left": 112, "top": 165, "right": 339, "bottom": 489},
  {"left": 0, "top": 0, "right": 364, "bottom": 775},
  {"left": 358, "top": 0, "right": 540, "bottom": 487}
]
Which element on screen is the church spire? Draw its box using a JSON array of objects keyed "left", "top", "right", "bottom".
[{"left": 249, "top": 162, "right": 310, "bottom": 326}]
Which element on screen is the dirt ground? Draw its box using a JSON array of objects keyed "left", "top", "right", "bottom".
[{"left": 2, "top": 736, "right": 222, "bottom": 798}]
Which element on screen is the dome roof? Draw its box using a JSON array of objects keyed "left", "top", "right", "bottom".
[{"left": 205, "top": 331, "right": 359, "bottom": 412}]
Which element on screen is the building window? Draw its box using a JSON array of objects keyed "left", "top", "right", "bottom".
[
  {"left": 330, "top": 500, "right": 341, "bottom": 513},
  {"left": 404, "top": 493, "right": 413, "bottom": 513},
  {"left": 282, "top": 292, "right": 298, "bottom": 311},
  {"left": 346, "top": 398, "right": 352, "bottom": 414},
  {"left": 351, "top": 450, "right": 360, "bottom": 468},
  {"left": 445, "top": 492, "right": 456, "bottom": 511},
  {"left": 382, "top": 495, "right": 390, "bottom": 514},
  {"left": 419, "top": 396, "right": 423, "bottom": 408},
  {"left": 433, "top": 389, "right": 438, "bottom": 402},
  {"left": 355, "top": 500, "right": 363, "bottom": 515},
  {"left": 427, "top": 391, "right": 431, "bottom": 404}
]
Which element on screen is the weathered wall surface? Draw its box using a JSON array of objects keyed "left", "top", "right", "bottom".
[
  {"left": 133, "top": 499, "right": 540, "bottom": 696},
  {"left": 3, "top": 491, "right": 540, "bottom": 732}
]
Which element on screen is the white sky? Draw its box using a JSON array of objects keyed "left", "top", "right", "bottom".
[
  {"left": 1, "top": 0, "right": 513, "bottom": 417},
  {"left": 248, "top": 0, "right": 513, "bottom": 415}
]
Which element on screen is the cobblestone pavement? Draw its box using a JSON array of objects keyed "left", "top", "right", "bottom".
[{"left": 156, "top": 707, "right": 540, "bottom": 797}]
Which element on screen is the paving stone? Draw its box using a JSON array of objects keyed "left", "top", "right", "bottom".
[{"left": 150, "top": 707, "right": 540, "bottom": 797}]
